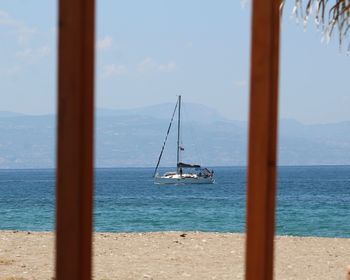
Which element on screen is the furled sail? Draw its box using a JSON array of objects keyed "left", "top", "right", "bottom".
[{"left": 177, "top": 162, "right": 201, "bottom": 168}]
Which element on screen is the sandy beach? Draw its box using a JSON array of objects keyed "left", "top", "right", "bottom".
[{"left": 0, "top": 231, "right": 349, "bottom": 280}]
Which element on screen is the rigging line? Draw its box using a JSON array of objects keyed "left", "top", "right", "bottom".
[{"left": 153, "top": 100, "right": 179, "bottom": 178}]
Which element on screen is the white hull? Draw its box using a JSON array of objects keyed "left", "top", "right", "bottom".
[{"left": 154, "top": 174, "right": 214, "bottom": 185}]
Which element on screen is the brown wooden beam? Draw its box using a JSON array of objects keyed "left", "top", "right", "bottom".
[
  {"left": 245, "top": 0, "right": 280, "bottom": 279},
  {"left": 55, "top": 0, "right": 95, "bottom": 279}
]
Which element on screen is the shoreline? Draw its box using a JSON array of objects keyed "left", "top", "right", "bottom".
[
  {"left": 1, "top": 231, "right": 350, "bottom": 279},
  {"left": 3, "top": 229, "right": 350, "bottom": 239}
]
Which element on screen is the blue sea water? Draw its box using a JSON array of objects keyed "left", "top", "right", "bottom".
[{"left": 0, "top": 166, "right": 349, "bottom": 237}]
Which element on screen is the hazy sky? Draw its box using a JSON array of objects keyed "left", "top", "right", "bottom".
[{"left": 0, "top": 0, "right": 349, "bottom": 124}]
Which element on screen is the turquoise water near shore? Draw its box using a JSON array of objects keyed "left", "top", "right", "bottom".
[{"left": 0, "top": 166, "right": 349, "bottom": 237}]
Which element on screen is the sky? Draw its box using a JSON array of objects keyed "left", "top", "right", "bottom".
[{"left": 0, "top": 0, "right": 349, "bottom": 124}]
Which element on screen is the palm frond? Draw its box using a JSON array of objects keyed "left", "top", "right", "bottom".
[{"left": 285, "top": 0, "right": 350, "bottom": 51}]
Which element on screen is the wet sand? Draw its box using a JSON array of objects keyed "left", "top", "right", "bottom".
[{"left": 0, "top": 231, "right": 349, "bottom": 279}]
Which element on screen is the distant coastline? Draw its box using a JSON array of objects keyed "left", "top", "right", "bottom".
[
  {"left": 2, "top": 107, "right": 350, "bottom": 168},
  {"left": 2, "top": 164, "right": 350, "bottom": 170}
]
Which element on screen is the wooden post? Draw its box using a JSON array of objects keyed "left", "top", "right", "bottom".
[
  {"left": 55, "top": 0, "right": 95, "bottom": 279},
  {"left": 245, "top": 0, "right": 280, "bottom": 279}
]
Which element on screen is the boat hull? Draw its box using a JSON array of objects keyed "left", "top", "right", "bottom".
[{"left": 154, "top": 175, "right": 214, "bottom": 185}]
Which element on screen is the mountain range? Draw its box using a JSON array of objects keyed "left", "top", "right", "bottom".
[{"left": 1, "top": 103, "right": 350, "bottom": 168}]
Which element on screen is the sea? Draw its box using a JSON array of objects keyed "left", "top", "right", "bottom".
[{"left": 0, "top": 166, "right": 349, "bottom": 237}]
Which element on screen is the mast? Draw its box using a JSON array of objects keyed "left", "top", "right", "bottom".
[{"left": 177, "top": 95, "right": 181, "bottom": 174}]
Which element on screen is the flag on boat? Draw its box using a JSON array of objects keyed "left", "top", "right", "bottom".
[{"left": 180, "top": 146, "right": 185, "bottom": 151}]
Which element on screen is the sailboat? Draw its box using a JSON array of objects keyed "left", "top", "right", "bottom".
[{"left": 153, "top": 95, "right": 214, "bottom": 184}]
